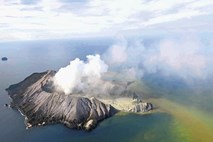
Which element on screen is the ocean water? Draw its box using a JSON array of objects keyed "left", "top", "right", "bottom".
[{"left": 0, "top": 38, "right": 213, "bottom": 142}]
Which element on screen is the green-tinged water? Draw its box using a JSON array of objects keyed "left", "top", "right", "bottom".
[
  {"left": 25, "top": 112, "right": 187, "bottom": 142},
  {"left": 151, "top": 98, "right": 213, "bottom": 142},
  {"left": 83, "top": 112, "right": 185, "bottom": 142}
]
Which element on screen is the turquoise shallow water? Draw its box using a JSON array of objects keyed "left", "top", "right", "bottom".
[{"left": 0, "top": 39, "right": 212, "bottom": 142}]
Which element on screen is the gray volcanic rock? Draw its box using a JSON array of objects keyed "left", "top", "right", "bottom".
[
  {"left": 6, "top": 70, "right": 117, "bottom": 131},
  {"left": 128, "top": 102, "right": 153, "bottom": 113}
]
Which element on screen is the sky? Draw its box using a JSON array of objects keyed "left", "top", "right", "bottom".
[{"left": 0, "top": 0, "right": 213, "bottom": 40}]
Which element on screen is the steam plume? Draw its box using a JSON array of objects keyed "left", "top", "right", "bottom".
[{"left": 54, "top": 54, "right": 108, "bottom": 94}]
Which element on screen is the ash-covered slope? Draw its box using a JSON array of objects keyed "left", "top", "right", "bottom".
[{"left": 6, "top": 70, "right": 117, "bottom": 131}]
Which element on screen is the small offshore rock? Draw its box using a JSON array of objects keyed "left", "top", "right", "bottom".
[
  {"left": 4, "top": 104, "right": 8, "bottom": 107},
  {"left": 1, "top": 57, "right": 8, "bottom": 61}
]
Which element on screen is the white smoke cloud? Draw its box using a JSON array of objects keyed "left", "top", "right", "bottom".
[
  {"left": 53, "top": 54, "right": 108, "bottom": 94},
  {"left": 103, "top": 35, "right": 128, "bottom": 65},
  {"left": 149, "top": 38, "right": 207, "bottom": 79},
  {"left": 104, "top": 34, "right": 211, "bottom": 82}
]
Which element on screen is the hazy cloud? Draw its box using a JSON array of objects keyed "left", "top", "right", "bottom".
[
  {"left": 0, "top": 0, "right": 212, "bottom": 40},
  {"left": 103, "top": 34, "right": 213, "bottom": 83},
  {"left": 20, "top": 0, "right": 41, "bottom": 5}
]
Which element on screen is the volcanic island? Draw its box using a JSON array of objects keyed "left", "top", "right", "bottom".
[{"left": 6, "top": 70, "right": 153, "bottom": 131}]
